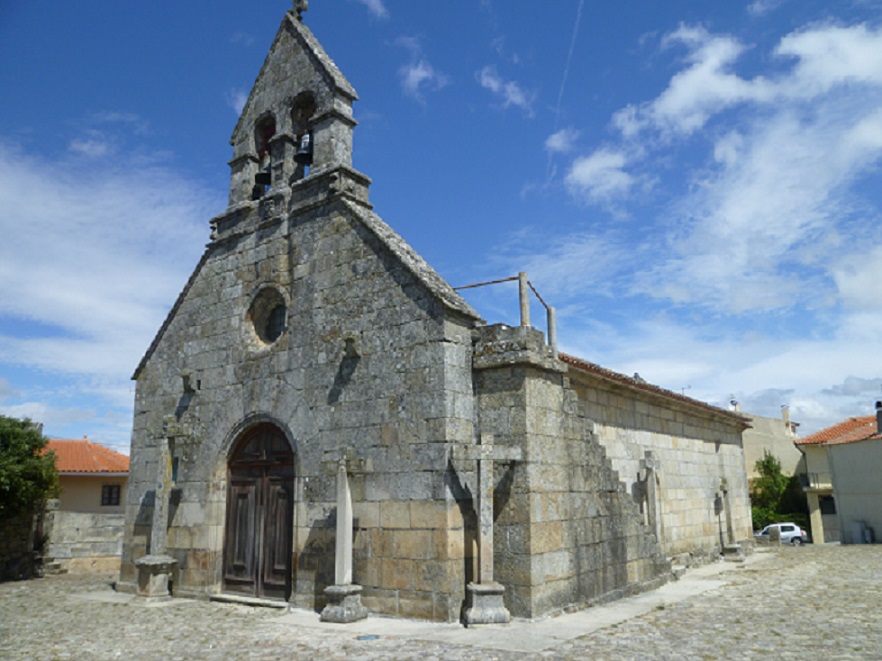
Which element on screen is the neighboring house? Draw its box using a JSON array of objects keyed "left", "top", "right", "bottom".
[
  {"left": 44, "top": 437, "right": 129, "bottom": 572},
  {"left": 794, "top": 414, "right": 881, "bottom": 544},
  {"left": 119, "top": 6, "right": 753, "bottom": 622},
  {"left": 823, "top": 406, "right": 882, "bottom": 544},
  {"left": 738, "top": 406, "right": 802, "bottom": 479}
]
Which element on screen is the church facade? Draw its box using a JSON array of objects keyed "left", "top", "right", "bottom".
[{"left": 119, "top": 7, "right": 752, "bottom": 622}]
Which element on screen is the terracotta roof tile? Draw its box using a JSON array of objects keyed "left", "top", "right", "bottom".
[
  {"left": 45, "top": 438, "right": 129, "bottom": 474},
  {"left": 796, "top": 416, "right": 879, "bottom": 446}
]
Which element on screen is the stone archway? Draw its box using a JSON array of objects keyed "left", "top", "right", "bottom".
[{"left": 222, "top": 423, "right": 295, "bottom": 601}]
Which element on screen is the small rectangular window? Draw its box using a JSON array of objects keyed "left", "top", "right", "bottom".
[{"left": 101, "top": 484, "right": 121, "bottom": 506}]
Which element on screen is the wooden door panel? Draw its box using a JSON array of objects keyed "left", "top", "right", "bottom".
[
  {"left": 223, "top": 477, "right": 259, "bottom": 594},
  {"left": 261, "top": 476, "right": 293, "bottom": 599},
  {"left": 223, "top": 423, "right": 295, "bottom": 601}
]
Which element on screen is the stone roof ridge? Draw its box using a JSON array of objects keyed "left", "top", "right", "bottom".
[
  {"left": 559, "top": 352, "right": 750, "bottom": 426},
  {"left": 133, "top": 249, "right": 211, "bottom": 379},
  {"left": 797, "top": 415, "right": 877, "bottom": 446},
  {"left": 231, "top": 10, "right": 358, "bottom": 142},
  {"left": 46, "top": 438, "right": 130, "bottom": 473},
  {"left": 340, "top": 199, "right": 483, "bottom": 322}
]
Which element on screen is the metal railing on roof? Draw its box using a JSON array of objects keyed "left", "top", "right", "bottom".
[{"left": 454, "top": 272, "right": 558, "bottom": 357}]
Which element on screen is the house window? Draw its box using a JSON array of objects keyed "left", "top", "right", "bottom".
[{"left": 101, "top": 484, "right": 121, "bottom": 507}]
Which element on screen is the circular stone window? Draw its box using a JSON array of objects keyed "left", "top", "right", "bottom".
[{"left": 248, "top": 287, "right": 287, "bottom": 345}]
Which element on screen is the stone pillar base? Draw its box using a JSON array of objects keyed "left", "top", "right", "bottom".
[
  {"left": 135, "top": 554, "right": 177, "bottom": 601},
  {"left": 463, "top": 582, "right": 510, "bottom": 627},
  {"left": 723, "top": 543, "right": 744, "bottom": 562},
  {"left": 320, "top": 584, "right": 368, "bottom": 623}
]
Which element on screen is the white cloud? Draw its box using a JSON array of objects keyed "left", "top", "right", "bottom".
[
  {"left": 68, "top": 135, "right": 113, "bottom": 158},
  {"left": 613, "top": 25, "right": 765, "bottom": 139},
  {"left": 399, "top": 59, "right": 449, "bottom": 100},
  {"left": 0, "top": 378, "right": 17, "bottom": 401},
  {"left": 545, "top": 128, "right": 580, "bottom": 154},
  {"left": 227, "top": 88, "right": 248, "bottom": 115},
  {"left": 559, "top": 22, "right": 882, "bottom": 314},
  {"left": 0, "top": 143, "right": 222, "bottom": 381},
  {"left": 352, "top": 0, "right": 389, "bottom": 19},
  {"left": 230, "top": 32, "right": 255, "bottom": 47},
  {"left": 831, "top": 245, "right": 882, "bottom": 312},
  {"left": 477, "top": 66, "right": 534, "bottom": 116},
  {"left": 565, "top": 149, "right": 634, "bottom": 204},
  {"left": 747, "top": 0, "right": 786, "bottom": 17},
  {"left": 0, "top": 401, "right": 96, "bottom": 430},
  {"left": 558, "top": 307, "right": 882, "bottom": 436},
  {"left": 396, "top": 38, "right": 449, "bottom": 102},
  {"left": 0, "top": 137, "right": 219, "bottom": 444}
]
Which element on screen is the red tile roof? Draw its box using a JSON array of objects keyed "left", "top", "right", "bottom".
[
  {"left": 796, "top": 415, "right": 879, "bottom": 446},
  {"left": 46, "top": 438, "right": 129, "bottom": 474}
]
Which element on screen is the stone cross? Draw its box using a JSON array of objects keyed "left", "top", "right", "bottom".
[
  {"left": 134, "top": 430, "right": 177, "bottom": 600},
  {"left": 720, "top": 478, "right": 734, "bottom": 544},
  {"left": 639, "top": 450, "right": 661, "bottom": 543},
  {"left": 149, "top": 436, "right": 174, "bottom": 555},
  {"left": 454, "top": 434, "right": 521, "bottom": 626}
]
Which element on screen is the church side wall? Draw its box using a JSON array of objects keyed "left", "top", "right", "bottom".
[
  {"left": 568, "top": 374, "right": 752, "bottom": 561},
  {"left": 121, "top": 200, "right": 477, "bottom": 621},
  {"left": 474, "top": 326, "right": 670, "bottom": 619}
]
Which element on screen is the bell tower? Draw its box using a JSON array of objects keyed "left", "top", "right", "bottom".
[{"left": 222, "top": 3, "right": 370, "bottom": 216}]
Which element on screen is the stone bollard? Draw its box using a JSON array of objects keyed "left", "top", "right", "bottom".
[{"left": 769, "top": 527, "right": 781, "bottom": 545}]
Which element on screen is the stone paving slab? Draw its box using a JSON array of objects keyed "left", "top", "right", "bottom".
[{"left": 2, "top": 545, "right": 882, "bottom": 660}]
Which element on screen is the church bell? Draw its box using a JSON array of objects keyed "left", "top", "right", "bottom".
[
  {"left": 254, "top": 167, "right": 272, "bottom": 187},
  {"left": 294, "top": 132, "right": 314, "bottom": 165}
]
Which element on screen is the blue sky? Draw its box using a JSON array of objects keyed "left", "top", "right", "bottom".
[{"left": 2, "top": 0, "right": 882, "bottom": 453}]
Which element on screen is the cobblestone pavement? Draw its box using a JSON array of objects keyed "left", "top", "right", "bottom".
[{"left": 2, "top": 544, "right": 881, "bottom": 660}]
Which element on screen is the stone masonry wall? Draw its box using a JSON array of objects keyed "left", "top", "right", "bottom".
[
  {"left": 46, "top": 510, "right": 125, "bottom": 572},
  {"left": 474, "top": 325, "right": 670, "bottom": 619},
  {"left": 568, "top": 373, "right": 753, "bottom": 561},
  {"left": 121, "top": 196, "right": 478, "bottom": 621}
]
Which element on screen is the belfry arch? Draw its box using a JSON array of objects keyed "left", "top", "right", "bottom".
[{"left": 222, "top": 422, "right": 295, "bottom": 601}]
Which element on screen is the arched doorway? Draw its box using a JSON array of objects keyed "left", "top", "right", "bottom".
[{"left": 223, "top": 423, "right": 295, "bottom": 600}]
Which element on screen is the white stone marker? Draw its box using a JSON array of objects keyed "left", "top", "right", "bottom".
[
  {"left": 335, "top": 457, "right": 353, "bottom": 585},
  {"left": 320, "top": 456, "right": 367, "bottom": 623}
]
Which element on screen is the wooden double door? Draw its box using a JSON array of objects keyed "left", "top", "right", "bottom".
[{"left": 223, "top": 423, "right": 295, "bottom": 601}]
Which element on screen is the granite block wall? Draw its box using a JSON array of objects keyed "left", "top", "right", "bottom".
[
  {"left": 474, "top": 325, "right": 670, "bottom": 619},
  {"left": 568, "top": 373, "right": 753, "bottom": 560}
]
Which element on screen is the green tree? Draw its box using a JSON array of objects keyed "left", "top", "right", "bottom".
[
  {"left": 0, "top": 416, "right": 59, "bottom": 520},
  {"left": 749, "top": 450, "right": 808, "bottom": 531}
]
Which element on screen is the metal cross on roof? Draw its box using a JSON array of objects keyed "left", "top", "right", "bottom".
[{"left": 294, "top": 0, "right": 308, "bottom": 21}]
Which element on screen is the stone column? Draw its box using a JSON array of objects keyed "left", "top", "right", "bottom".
[
  {"left": 320, "top": 457, "right": 367, "bottom": 623},
  {"left": 455, "top": 434, "right": 521, "bottom": 627},
  {"left": 134, "top": 434, "right": 177, "bottom": 600}
]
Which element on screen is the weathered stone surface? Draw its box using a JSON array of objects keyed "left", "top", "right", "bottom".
[{"left": 119, "top": 4, "right": 753, "bottom": 625}]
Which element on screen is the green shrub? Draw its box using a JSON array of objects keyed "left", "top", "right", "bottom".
[{"left": 0, "top": 416, "right": 59, "bottom": 521}]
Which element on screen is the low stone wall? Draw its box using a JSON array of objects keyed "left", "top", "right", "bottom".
[{"left": 46, "top": 510, "right": 125, "bottom": 573}]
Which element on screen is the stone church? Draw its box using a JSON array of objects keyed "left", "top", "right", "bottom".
[{"left": 119, "top": 5, "right": 752, "bottom": 623}]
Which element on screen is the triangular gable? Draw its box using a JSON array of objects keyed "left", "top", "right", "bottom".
[
  {"left": 133, "top": 249, "right": 210, "bottom": 379},
  {"left": 231, "top": 11, "right": 357, "bottom": 144},
  {"left": 340, "top": 199, "right": 483, "bottom": 322}
]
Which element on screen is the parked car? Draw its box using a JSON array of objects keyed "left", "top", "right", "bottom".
[{"left": 754, "top": 522, "right": 808, "bottom": 545}]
